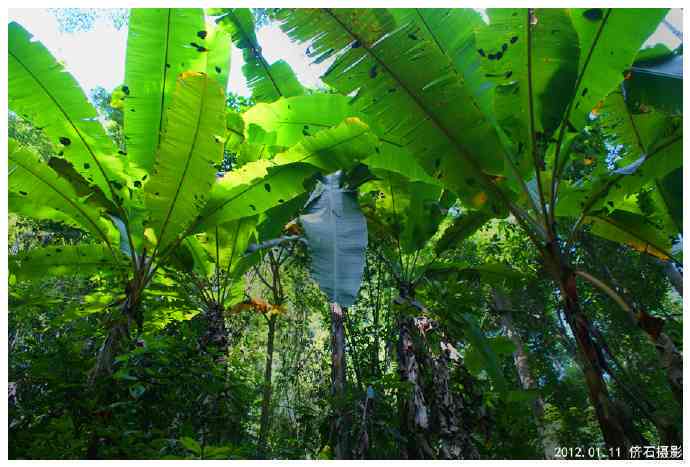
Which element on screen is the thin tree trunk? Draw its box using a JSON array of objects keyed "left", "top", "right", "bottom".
[
  {"left": 491, "top": 289, "right": 557, "bottom": 459},
  {"left": 330, "top": 302, "right": 350, "bottom": 459},
  {"left": 258, "top": 315, "right": 276, "bottom": 458},
  {"left": 554, "top": 263, "right": 647, "bottom": 455}
]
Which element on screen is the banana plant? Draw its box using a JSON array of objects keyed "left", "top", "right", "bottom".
[
  {"left": 353, "top": 153, "right": 492, "bottom": 459},
  {"left": 9, "top": 10, "right": 231, "bottom": 378},
  {"left": 274, "top": 7, "right": 676, "bottom": 453},
  {"left": 7, "top": 10, "right": 380, "bottom": 382}
]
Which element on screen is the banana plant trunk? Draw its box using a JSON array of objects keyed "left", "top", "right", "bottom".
[
  {"left": 430, "top": 341, "right": 479, "bottom": 459},
  {"left": 258, "top": 314, "right": 277, "bottom": 458},
  {"left": 89, "top": 286, "right": 143, "bottom": 384},
  {"left": 492, "top": 289, "right": 557, "bottom": 459},
  {"left": 202, "top": 302, "right": 228, "bottom": 356},
  {"left": 552, "top": 259, "right": 647, "bottom": 455},
  {"left": 396, "top": 314, "right": 434, "bottom": 459},
  {"left": 330, "top": 302, "right": 350, "bottom": 459}
]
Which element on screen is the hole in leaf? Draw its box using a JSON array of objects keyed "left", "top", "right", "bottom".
[
  {"left": 583, "top": 9, "right": 603, "bottom": 21},
  {"left": 134, "top": 181, "right": 142, "bottom": 188},
  {"left": 478, "top": 48, "right": 485, "bottom": 57},
  {"left": 249, "top": 204, "right": 256, "bottom": 211},
  {"left": 510, "top": 36, "right": 518, "bottom": 44},
  {"left": 59, "top": 137, "right": 71, "bottom": 146},
  {"left": 84, "top": 163, "right": 90, "bottom": 169},
  {"left": 190, "top": 42, "right": 208, "bottom": 52},
  {"left": 19, "top": 191, "right": 28, "bottom": 196},
  {"left": 215, "top": 66, "right": 221, "bottom": 74},
  {"left": 197, "top": 30, "right": 207, "bottom": 39},
  {"left": 264, "top": 184, "right": 271, "bottom": 192}
]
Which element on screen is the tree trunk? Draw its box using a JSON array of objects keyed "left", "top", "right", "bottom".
[
  {"left": 258, "top": 315, "right": 276, "bottom": 458},
  {"left": 431, "top": 341, "right": 479, "bottom": 459},
  {"left": 89, "top": 313, "right": 131, "bottom": 384},
  {"left": 396, "top": 315, "right": 434, "bottom": 459},
  {"left": 89, "top": 276, "right": 146, "bottom": 384},
  {"left": 491, "top": 289, "right": 557, "bottom": 459},
  {"left": 553, "top": 262, "right": 647, "bottom": 455},
  {"left": 330, "top": 302, "right": 350, "bottom": 459},
  {"left": 201, "top": 302, "right": 228, "bottom": 357}
]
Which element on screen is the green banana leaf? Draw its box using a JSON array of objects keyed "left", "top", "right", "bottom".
[
  {"left": 242, "top": 93, "right": 357, "bottom": 149},
  {"left": 214, "top": 8, "right": 303, "bottom": 102},
  {"left": 144, "top": 72, "right": 227, "bottom": 250},
  {"left": 652, "top": 168, "right": 682, "bottom": 235},
  {"left": 124, "top": 9, "right": 229, "bottom": 173},
  {"left": 276, "top": 8, "right": 511, "bottom": 207},
  {"left": 360, "top": 170, "right": 444, "bottom": 254},
  {"left": 11, "top": 245, "right": 128, "bottom": 280},
  {"left": 461, "top": 313, "right": 509, "bottom": 393},
  {"left": 8, "top": 22, "right": 127, "bottom": 202},
  {"left": 196, "top": 119, "right": 377, "bottom": 230},
  {"left": 626, "top": 52, "right": 682, "bottom": 115},
  {"left": 434, "top": 210, "right": 493, "bottom": 255},
  {"left": 197, "top": 217, "right": 258, "bottom": 278},
  {"left": 9, "top": 140, "right": 118, "bottom": 253},
  {"left": 477, "top": 8, "right": 579, "bottom": 162},
  {"left": 125, "top": 9, "right": 203, "bottom": 173},
  {"left": 585, "top": 209, "right": 679, "bottom": 261},
  {"left": 568, "top": 8, "right": 668, "bottom": 129}
]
